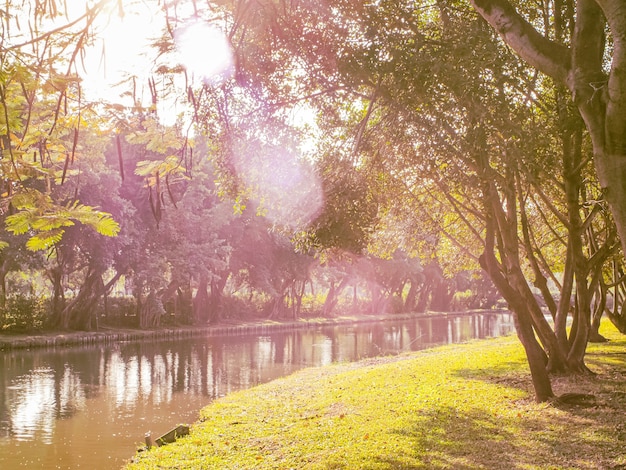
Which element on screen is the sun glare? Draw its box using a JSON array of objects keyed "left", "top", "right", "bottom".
[
  {"left": 173, "top": 21, "right": 234, "bottom": 84},
  {"left": 232, "top": 147, "right": 324, "bottom": 229},
  {"left": 78, "top": 2, "right": 162, "bottom": 106}
]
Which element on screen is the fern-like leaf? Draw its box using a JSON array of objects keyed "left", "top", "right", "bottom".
[
  {"left": 25, "top": 229, "right": 64, "bottom": 251},
  {"left": 5, "top": 190, "right": 120, "bottom": 250},
  {"left": 5, "top": 212, "right": 33, "bottom": 235}
]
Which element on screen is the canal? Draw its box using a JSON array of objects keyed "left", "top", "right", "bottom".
[{"left": 0, "top": 311, "right": 514, "bottom": 469}]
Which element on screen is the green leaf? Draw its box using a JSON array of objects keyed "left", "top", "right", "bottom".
[
  {"left": 135, "top": 159, "right": 161, "bottom": 177},
  {"left": 30, "top": 215, "right": 75, "bottom": 232},
  {"left": 5, "top": 212, "right": 32, "bottom": 235},
  {"left": 95, "top": 216, "right": 121, "bottom": 237},
  {"left": 25, "top": 229, "right": 64, "bottom": 251},
  {"left": 5, "top": 191, "right": 120, "bottom": 250}
]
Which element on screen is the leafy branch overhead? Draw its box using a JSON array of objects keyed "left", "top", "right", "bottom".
[{"left": 5, "top": 191, "right": 120, "bottom": 251}]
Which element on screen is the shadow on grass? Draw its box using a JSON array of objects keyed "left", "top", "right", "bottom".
[
  {"left": 378, "top": 405, "right": 520, "bottom": 469},
  {"left": 422, "top": 347, "right": 626, "bottom": 469},
  {"left": 453, "top": 360, "right": 533, "bottom": 394},
  {"left": 377, "top": 399, "right": 622, "bottom": 470}
]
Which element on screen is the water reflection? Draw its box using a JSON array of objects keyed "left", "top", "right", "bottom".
[{"left": 0, "top": 312, "right": 513, "bottom": 469}]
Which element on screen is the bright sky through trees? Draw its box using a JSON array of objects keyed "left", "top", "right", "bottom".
[
  {"left": 79, "top": 3, "right": 234, "bottom": 105},
  {"left": 77, "top": 1, "right": 322, "bottom": 228},
  {"left": 173, "top": 21, "right": 234, "bottom": 84},
  {"left": 76, "top": 2, "right": 163, "bottom": 106}
]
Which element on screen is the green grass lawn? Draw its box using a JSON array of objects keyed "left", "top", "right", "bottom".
[{"left": 125, "top": 322, "right": 626, "bottom": 469}]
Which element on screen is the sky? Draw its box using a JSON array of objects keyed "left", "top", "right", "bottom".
[
  {"left": 64, "top": 0, "right": 321, "bottom": 229},
  {"left": 77, "top": 1, "right": 233, "bottom": 113},
  {"left": 79, "top": 2, "right": 169, "bottom": 107}
]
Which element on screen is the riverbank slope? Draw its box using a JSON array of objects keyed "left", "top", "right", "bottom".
[{"left": 125, "top": 321, "right": 626, "bottom": 470}]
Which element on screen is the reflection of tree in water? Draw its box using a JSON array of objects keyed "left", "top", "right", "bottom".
[
  {"left": 0, "top": 313, "right": 515, "bottom": 451},
  {"left": 0, "top": 353, "right": 80, "bottom": 442}
]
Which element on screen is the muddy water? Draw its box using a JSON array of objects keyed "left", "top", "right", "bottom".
[{"left": 0, "top": 312, "right": 514, "bottom": 469}]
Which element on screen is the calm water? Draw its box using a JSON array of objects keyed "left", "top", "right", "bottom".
[{"left": 0, "top": 312, "right": 514, "bottom": 469}]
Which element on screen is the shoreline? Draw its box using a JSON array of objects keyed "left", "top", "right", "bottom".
[
  {"left": 124, "top": 321, "right": 626, "bottom": 470},
  {"left": 0, "top": 309, "right": 510, "bottom": 350}
]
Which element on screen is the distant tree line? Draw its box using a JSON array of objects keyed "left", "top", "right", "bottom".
[{"left": 0, "top": 115, "right": 500, "bottom": 333}]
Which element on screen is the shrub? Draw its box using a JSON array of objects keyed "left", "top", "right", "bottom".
[
  {"left": 0, "top": 295, "right": 49, "bottom": 333},
  {"left": 98, "top": 296, "right": 138, "bottom": 328},
  {"left": 218, "top": 295, "right": 260, "bottom": 320}
]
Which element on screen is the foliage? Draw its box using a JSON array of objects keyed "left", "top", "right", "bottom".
[
  {"left": 0, "top": 0, "right": 623, "bottom": 355},
  {"left": 0, "top": 295, "right": 48, "bottom": 332},
  {"left": 181, "top": 0, "right": 626, "bottom": 401},
  {"left": 0, "top": 0, "right": 120, "bottom": 249},
  {"left": 468, "top": 0, "right": 626, "bottom": 261},
  {"left": 6, "top": 192, "right": 120, "bottom": 251},
  {"left": 302, "top": 157, "right": 380, "bottom": 254}
]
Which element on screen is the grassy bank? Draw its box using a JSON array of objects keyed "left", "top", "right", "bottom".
[{"left": 126, "top": 323, "right": 626, "bottom": 470}]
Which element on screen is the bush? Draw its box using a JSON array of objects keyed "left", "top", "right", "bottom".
[
  {"left": 218, "top": 295, "right": 260, "bottom": 320},
  {"left": 450, "top": 289, "right": 474, "bottom": 311},
  {"left": 0, "top": 295, "right": 49, "bottom": 333},
  {"left": 98, "top": 296, "right": 138, "bottom": 328},
  {"left": 295, "top": 292, "right": 326, "bottom": 317}
]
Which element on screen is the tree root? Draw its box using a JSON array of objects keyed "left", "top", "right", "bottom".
[{"left": 550, "top": 392, "right": 596, "bottom": 408}]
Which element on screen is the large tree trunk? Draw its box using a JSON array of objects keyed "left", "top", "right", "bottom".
[
  {"left": 605, "top": 259, "right": 626, "bottom": 333},
  {"left": 555, "top": 241, "right": 575, "bottom": 351},
  {"left": 589, "top": 280, "right": 608, "bottom": 342},
  {"left": 469, "top": 0, "right": 626, "bottom": 258},
  {"left": 0, "top": 259, "right": 10, "bottom": 311},
  {"left": 480, "top": 245, "right": 555, "bottom": 402},
  {"left": 192, "top": 274, "right": 210, "bottom": 325},
  {"left": 58, "top": 268, "right": 123, "bottom": 331},
  {"left": 47, "top": 264, "right": 66, "bottom": 327},
  {"left": 484, "top": 171, "right": 570, "bottom": 373},
  {"left": 323, "top": 276, "right": 349, "bottom": 316},
  {"left": 478, "top": 160, "right": 566, "bottom": 401},
  {"left": 430, "top": 278, "right": 455, "bottom": 312},
  {"left": 560, "top": 110, "right": 591, "bottom": 372},
  {"left": 404, "top": 272, "right": 425, "bottom": 312},
  {"left": 368, "top": 281, "right": 386, "bottom": 314},
  {"left": 513, "top": 307, "right": 555, "bottom": 402},
  {"left": 267, "top": 295, "right": 284, "bottom": 319},
  {"left": 208, "top": 278, "right": 226, "bottom": 324},
  {"left": 290, "top": 279, "right": 306, "bottom": 319}
]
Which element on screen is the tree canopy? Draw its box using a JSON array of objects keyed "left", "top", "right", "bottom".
[{"left": 0, "top": 0, "right": 625, "bottom": 403}]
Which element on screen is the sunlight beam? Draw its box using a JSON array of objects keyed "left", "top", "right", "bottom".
[{"left": 173, "top": 21, "right": 234, "bottom": 85}]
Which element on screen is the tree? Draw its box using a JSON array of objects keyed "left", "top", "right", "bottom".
[
  {"left": 228, "top": 209, "right": 315, "bottom": 319},
  {"left": 164, "top": 161, "right": 231, "bottom": 325},
  {"left": 0, "top": 1, "right": 120, "bottom": 250},
  {"left": 192, "top": 0, "right": 619, "bottom": 402},
  {"left": 468, "top": 0, "right": 626, "bottom": 260}
]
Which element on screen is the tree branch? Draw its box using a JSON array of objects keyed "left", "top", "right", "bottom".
[{"left": 470, "top": 0, "right": 571, "bottom": 83}]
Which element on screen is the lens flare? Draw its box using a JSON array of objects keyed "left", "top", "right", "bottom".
[
  {"left": 233, "top": 147, "right": 324, "bottom": 229},
  {"left": 174, "top": 21, "right": 234, "bottom": 84}
]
